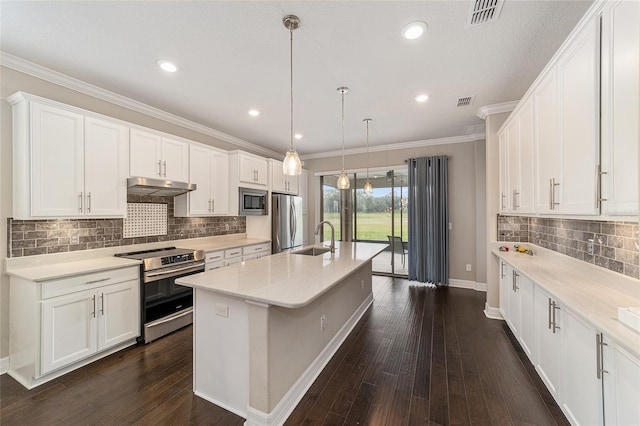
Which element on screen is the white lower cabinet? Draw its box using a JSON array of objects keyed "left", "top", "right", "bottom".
[
  {"left": 602, "top": 338, "right": 640, "bottom": 425},
  {"left": 9, "top": 266, "right": 140, "bottom": 389},
  {"left": 500, "top": 258, "right": 637, "bottom": 426},
  {"left": 534, "top": 286, "right": 563, "bottom": 399},
  {"left": 500, "top": 261, "right": 535, "bottom": 360},
  {"left": 41, "top": 289, "right": 98, "bottom": 373},
  {"left": 561, "top": 307, "right": 602, "bottom": 426}
]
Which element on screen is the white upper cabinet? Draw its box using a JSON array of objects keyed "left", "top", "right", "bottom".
[
  {"left": 84, "top": 117, "right": 129, "bottom": 217},
  {"left": 174, "top": 144, "right": 229, "bottom": 217},
  {"left": 556, "top": 15, "right": 600, "bottom": 215},
  {"left": 237, "top": 152, "right": 268, "bottom": 187},
  {"left": 533, "top": 15, "right": 600, "bottom": 215},
  {"left": 130, "top": 129, "right": 189, "bottom": 182},
  {"left": 498, "top": 97, "right": 534, "bottom": 214},
  {"left": 600, "top": 0, "right": 639, "bottom": 216},
  {"left": 30, "top": 102, "right": 85, "bottom": 217},
  {"left": 534, "top": 70, "right": 562, "bottom": 214},
  {"left": 8, "top": 93, "right": 128, "bottom": 219},
  {"left": 269, "top": 159, "right": 299, "bottom": 195}
]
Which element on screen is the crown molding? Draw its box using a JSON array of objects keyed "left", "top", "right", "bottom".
[
  {"left": 0, "top": 52, "right": 282, "bottom": 159},
  {"left": 301, "top": 133, "right": 485, "bottom": 161},
  {"left": 476, "top": 101, "right": 519, "bottom": 120}
]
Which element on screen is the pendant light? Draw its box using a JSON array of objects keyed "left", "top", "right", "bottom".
[
  {"left": 363, "top": 118, "right": 373, "bottom": 194},
  {"left": 282, "top": 15, "right": 302, "bottom": 176},
  {"left": 336, "top": 87, "right": 350, "bottom": 190}
]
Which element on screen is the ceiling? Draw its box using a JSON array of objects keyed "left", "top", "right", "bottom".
[{"left": 0, "top": 1, "right": 593, "bottom": 158}]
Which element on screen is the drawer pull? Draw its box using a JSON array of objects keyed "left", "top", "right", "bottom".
[{"left": 86, "top": 277, "right": 110, "bottom": 285}]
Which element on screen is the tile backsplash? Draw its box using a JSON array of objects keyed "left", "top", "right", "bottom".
[
  {"left": 498, "top": 215, "right": 639, "bottom": 279},
  {"left": 8, "top": 194, "right": 246, "bottom": 258}
]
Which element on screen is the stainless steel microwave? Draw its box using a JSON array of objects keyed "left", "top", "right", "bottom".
[{"left": 239, "top": 188, "right": 268, "bottom": 215}]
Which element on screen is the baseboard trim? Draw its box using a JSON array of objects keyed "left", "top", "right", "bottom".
[
  {"left": 0, "top": 356, "right": 9, "bottom": 374},
  {"left": 195, "top": 391, "right": 248, "bottom": 420},
  {"left": 449, "top": 279, "right": 487, "bottom": 292},
  {"left": 484, "top": 303, "right": 504, "bottom": 320},
  {"left": 245, "top": 293, "right": 374, "bottom": 426}
]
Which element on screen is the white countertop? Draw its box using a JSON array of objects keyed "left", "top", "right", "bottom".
[
  {"left": 493, "top": 244, "right": 640, "bottom": 358},
  {"left": 3, "top": 234, "right": 270, "bottom": 282},
  {"left": 176, "top": 238, "right": 270, "bottom": 252},
  {"left": 176, "top": 241, "right": 387, "bottom": 309},
  {"left": 5, "top": 257, "right": 142, "bottom": 282}
]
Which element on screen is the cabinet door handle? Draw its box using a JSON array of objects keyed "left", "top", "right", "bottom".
[
  {"left": 596, "top": 333, "right": 609, "bottom": 379},
  {"left": 548, "top": 298, "right": 553, "bottom": 330},
  {"left": 513, "top": 191, "right": 519, "bottom": 210},
  {"left": 513, "top": 271, "right": 519, "bottom": 291},
  {"left": 158, "top": 160, "right": 162, "bottom": 177},
  {"left": 87, "top": 192, "right": 91, "bottom": 213},
  {"left": 501, "top": 193, "right": 506, "bottom": 210},
  {"left": 79, "top": 192, "right": 84, "bottom": 212},
  {"left": 552, "top": 302, "right": 561, "bottom": 334},
  {"left": 552, "top": 178, "right": 560, "bottom": 209},
  {"left": 91, "top": 295, "right": 96, "bottom": 318},
  {"left": 595, "top": 165, "right": 607, "bottom": 209},
  {"left": 163, "top": 161, "right": 167, "bottom": 177},
  {"left": 500, "top": 262, "right": 505, "bottom": 279},
  {"left": 211, "top": 199, "right": 215, "bottom": 213},
  {"left": 549, "top": 179, "right": 553, "bottom": 210},
  {"left": 99, "top": 294, "right": 104, "bottom": 315}
]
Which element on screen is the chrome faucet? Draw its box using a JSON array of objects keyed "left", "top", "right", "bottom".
[{"left": 314, "top": 220, "right": 335, "bottom": 253}]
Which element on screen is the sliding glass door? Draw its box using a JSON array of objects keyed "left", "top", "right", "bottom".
[{"left": 320, "top": 167, "right": 408, "bottom": 277}]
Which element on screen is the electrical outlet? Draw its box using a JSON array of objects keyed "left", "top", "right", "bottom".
[
  {"left": 587, "top": 239, "right": 594, "bottom": 256},
  {"left": 320, "top": 315, "right": 327, "bottom": 331},
  {"left": 448, "top": 222, "right": 453, "bottom": 230},
  {"left": 225, "top": 223, "right": 230, "bottom": 231},
  {"left": 466, "top": 264, "right": 472, "bottom": 272},
  {"left": 70, "top": 234, "right": 79, "bottom": 244},
  {"left": 215, "top": 304, "right": 229, "bottom": 318},
  {"left": 361, "top": 279, "right": 364, "bottom": 289}
]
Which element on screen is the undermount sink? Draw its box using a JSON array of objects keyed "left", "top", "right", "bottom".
[
  {"left": 618, "top": 307, "right": 640, "bottom": 333},
  {"left": 292, "top": 247, "right": 332, "bottom": 256}
]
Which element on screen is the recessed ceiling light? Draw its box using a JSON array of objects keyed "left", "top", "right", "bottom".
[
  {"left": 294, "top": 133, "right": 303, "bottom": 140},
  {"left": 157, "top": 60, "right": 179, "bottom": 73},
  {"left": 248, "top": 109, "right": 261, "bottom": 117},
  {"left": 402, "top": 21, "right": 427, "bottom": 40},
  {"left": 415, "top": 94, "right": 429, "bottom": 102}
]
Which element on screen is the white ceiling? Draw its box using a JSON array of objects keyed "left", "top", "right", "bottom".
[{"left": 0, "top": 1, "right": 593, "bottom": 157}]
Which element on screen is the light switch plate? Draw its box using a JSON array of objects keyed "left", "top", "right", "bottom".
[{"left": 215, "top": 304, "right": 229, "bottom": 318}]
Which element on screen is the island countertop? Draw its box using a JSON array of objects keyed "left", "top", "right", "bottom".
[{"left": 176, "top": 241, "right": 386, "bottom": 308}]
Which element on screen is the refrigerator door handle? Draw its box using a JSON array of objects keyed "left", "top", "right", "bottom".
[
  {"left": 291, "top": 201, "right": 297, "bottom": 244},
  {"left": 289, "top": 202, "right": 295, "bottom": 243},
  {"left": 274, "top": 197, "right": 281, "bottom": 252}
]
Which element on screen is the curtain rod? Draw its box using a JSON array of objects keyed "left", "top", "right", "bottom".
[{"left": 405, "top": 155, "right": 450, "bottom": 163}]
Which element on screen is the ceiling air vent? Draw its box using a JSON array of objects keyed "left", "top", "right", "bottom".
[
  {"left": 457, "top": 96, "right": 475, "bottom": 107},
  {"left": 466, "top": 0, "right": 504, "bottom": 27},
  {"left": 464, "top": 124, "right": 486, "bottom": 135}
]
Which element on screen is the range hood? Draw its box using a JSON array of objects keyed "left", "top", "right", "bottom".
[{"left": 126, "top": 177, "right": 196, "bottom": 196}]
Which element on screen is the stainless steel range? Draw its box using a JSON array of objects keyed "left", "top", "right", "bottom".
[{"left": 115, "top": 247, "right": 205, "bottom": 343}]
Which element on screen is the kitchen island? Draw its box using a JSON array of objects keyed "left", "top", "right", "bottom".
[{"left": 176, "top": 241, "right": 386, "bottom": 426}]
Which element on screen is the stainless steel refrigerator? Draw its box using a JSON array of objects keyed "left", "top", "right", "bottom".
[{"left": 271, "top": 194, "right": 303, "bottom": 253}]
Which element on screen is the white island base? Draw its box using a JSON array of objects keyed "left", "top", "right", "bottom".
[{"left": 181, "top": 243, "right": 384, "bottom": 425}]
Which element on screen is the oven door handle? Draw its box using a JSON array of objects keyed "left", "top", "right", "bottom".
[{"left": 145, "top": 263, "right": 204, "bottom": 279}]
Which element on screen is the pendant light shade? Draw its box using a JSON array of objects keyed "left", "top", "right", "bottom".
[
  {"left": 337, "top": 87, "right": 350, "bottom": 190},
  {"left": 282, "top": 15, "right": 302, "bottom": 176},
  {"left": 363, "top": 118, "right": 373, "bottom": 194}
]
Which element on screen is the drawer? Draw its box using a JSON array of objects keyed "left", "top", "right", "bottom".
[
  {"left": 206, "top": 261, "right": 225, "bottom": 271},
  {"left": 206, "top": 250, "right": 224, "bottom": 262},
  {"left": 225, "top": 248, "right": 243, "bottom": 259},
  {"left": 243, "top": 253, "right": 258, "bottom": 262},
  {"left": 226, "top": 257, "right": 242, "bottom": 266},
  {"left": 41, "top": 266, "right": 139, "bottom": 299},
  {"left": 242, "top": 243, "right": 271, "bottom": 255}
]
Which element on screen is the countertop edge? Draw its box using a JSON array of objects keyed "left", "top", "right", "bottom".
[
  {"left": 6, "top": 257, "right": 142, "bottom": 282},
  {"left": 179, "top": 242, "right": 387, "bottom": 309}
]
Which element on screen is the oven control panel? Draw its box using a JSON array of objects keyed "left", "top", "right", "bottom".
[{"left": 162, "top": 253, "right": 195, "bottom": 265}]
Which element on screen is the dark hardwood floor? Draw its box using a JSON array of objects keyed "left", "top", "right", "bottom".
[{"left": 0, "top": 277, "right": 568, "bottom": 425}]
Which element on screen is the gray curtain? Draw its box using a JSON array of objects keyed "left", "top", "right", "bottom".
[{"left": 408, "top": 156, "right": 449, "bottom": 285}]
